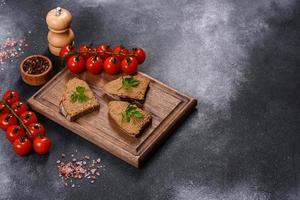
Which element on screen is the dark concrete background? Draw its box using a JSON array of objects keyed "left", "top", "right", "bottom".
[{"left": 0, "top": 0, "right": 300, "bottom": 199}]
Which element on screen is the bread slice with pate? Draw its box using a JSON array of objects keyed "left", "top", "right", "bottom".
[
  {"left": 103, "top": 74, "right": 150, "bottom": 103},
  {"left": 59, "top": 77, "right": 100, "bottom": 121},
  {"left": 108, "top": 101, "right": 151, "bottom": 137}
]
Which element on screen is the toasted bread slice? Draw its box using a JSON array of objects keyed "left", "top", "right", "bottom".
[
  {"left": 59, "top": 77, "right": 100, "bottom": 121},
  {"left": 103, "top": 74, "right": 150, "bottom": 103},
  {"left": 108, "top": 101, "right": 151, "bottom": 137}
]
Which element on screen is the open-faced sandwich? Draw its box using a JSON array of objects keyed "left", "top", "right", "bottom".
[
  {"left": 108, "top": 101, "right": 151, "bottom": 137},
  {"left": 103, "top": 74, "right": 150, "bottom": 103},
  {"left": 60, "top": 77, "right": 100, "bottom": 121}
]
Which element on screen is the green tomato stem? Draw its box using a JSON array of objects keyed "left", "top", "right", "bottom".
[
  {"left": 0, "top": 100, "right": 32, "bottom": 138},
  {"left": 62, "top": 50, "right": 135, "bottom": 61}
]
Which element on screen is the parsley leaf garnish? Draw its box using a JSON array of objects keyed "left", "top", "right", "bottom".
[
  {"left": 121, "top": 76, "right": 140, "bottom": 90},
  {"left": 122, "top": 104, "right": 143, "bottom": 122},
  {"left": 70, "top": 86, "right": 90, "bottom": 103}
]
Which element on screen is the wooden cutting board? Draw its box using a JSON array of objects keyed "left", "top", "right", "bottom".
[{"left": 27, "top": 67, "right": 197, "bottom": 167}]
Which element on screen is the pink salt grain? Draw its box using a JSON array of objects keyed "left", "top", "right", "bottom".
[
  {"left": 57, "top": 152, "right": 103, "bottom": 188},
  {"left": 0, "top": 38, "right": 27, "bottom": 64}
]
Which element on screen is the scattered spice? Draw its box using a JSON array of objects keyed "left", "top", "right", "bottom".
[
  {"left": 57, "top": 151, "right": 104, "bottom": 188},
  {"left": 23, "top": 56, "right": 50, "bottom": 75},
  {"left": 0, "top": 0, "right": 6, "bottom": 6},
  {"left": 0, "top": 37, "right": 27, "bottom": 64}
]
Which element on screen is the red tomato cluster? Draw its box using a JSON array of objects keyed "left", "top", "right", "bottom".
[
  {"left": 0, "top": 90, "right": 52, "bottom": 156},
  {"left": 60, "top": 44, "right": 146, "bottom": 75}
]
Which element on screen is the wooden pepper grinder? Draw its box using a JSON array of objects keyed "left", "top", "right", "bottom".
[{"left": 46, "top": 7, "right": 75, "bottom": 56}]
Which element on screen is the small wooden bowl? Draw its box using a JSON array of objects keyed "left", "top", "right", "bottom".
[{"left": 20, "top": 55, "right": 53, "bottom": 86}]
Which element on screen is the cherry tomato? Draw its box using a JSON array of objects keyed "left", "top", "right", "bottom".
[
  {"left": 0, "top": 102, "right": 9, "bottom": 115},
  {"left": 96, "top": 44, "right": 112, "bottom": 61},
  {"left": 11, "top": 101, "right": 28, "bottom": 116},
  {"left": 20, "top": 111, "right": 37, "bottom": 126},
  {"left": 86, "top": 56, "right": 103, "bottom": 74},
  {"left": 59, "top": 44, "right": 76, "bottom": 61},
  {"left": 113, "top": 45, "right": 129, "bottom": 61},
  {"left": 121, "top": 57, "right": 138, "bottom": 75},
  {"left": 33, "top": 136, "right": 52, "bottom": 155},
  {"left": 131, "top": 48, "right": 146, "bottom": 64},
  {"left": 13, "top": 137, "right": 31, "bottom": 156},
  {"left": 2, "top": 90, "right": 20, "bottom": 106},
  {"left": 79, "top": 44, "right": 94, "bottom": 60},
  {"left": 28, "top": 123, "right": 45, "bottom": 140},
  {"left": 0, "top": 113, "right": 17, "bottom": 131},
  {"left": 6, "top": 125, "right": 25, "bottom": 143},
  {"left": 67, "top": 55, "right": 85, "bottom": 74},
  {"left": 104, "top": 56, "right": 121, "bottom": 75}
]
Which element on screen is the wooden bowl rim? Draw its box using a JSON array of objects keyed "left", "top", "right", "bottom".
[{"left": 20, "top": 55, "right": 53, "bottom": 77}]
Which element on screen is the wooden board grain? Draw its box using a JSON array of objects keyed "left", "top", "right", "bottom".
[{"left": 27, "top": 67, "right": 197, "bottom": 167}]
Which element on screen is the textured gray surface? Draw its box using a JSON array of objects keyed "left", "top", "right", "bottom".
[{"left": 0, "top": 0, "right": 300, "bottom": 199}]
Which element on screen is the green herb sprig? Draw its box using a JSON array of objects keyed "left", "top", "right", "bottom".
[
  {"left": 70, "top": 86, "right": 90, "bottom": 103},
  {"left": 121, "top": 76, "right": 140, "bottom": 90},
  {"left": 122, "top": 104, "right": 143, "bottom": 122}
]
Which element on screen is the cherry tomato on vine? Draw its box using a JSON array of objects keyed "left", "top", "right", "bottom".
[
  {"left": 121, "top": 57, "right": 138, "bottom": 75},
  {"left": 0, "top": 113, "right": 17, "bottom": 131},
  {"left": 6, "top": 125, "right": 25, "bottom": 143},
  {"left": 59, "top": 44, "right": 76, "bottom": 61},
  {"left": 33, "top": 136, "right": 52, "bottom": 155},
  {"left": 113, "top": 45, "right": 129, "bottom": 61},
  {"left": 2, "top": 90, "right": 20, "bottom": 106},
  {"left": 67, "top": 55, "right": 85, "bottom": 74},
  {"left": 13, "top": 137, "right": 32, "bottom": 156},
  {"left": 86, "top": 56, "right": 103, "bottom": 74},
  {"left": 96, "top": 44, "right": 112, "bottom": 61},
  {"left": 28, "top": 123, "right": 45, "bottom": 140},
  {"left": 0, "top": 102, "right": 9, "bottom": 115},
  {"left": 104, "top": 56, "right": 121, "bottom": 75},
  {"left": 131, "top": 48, "right": 146, "bottom": 64},
  {"left": 11, "top": 101, "right": 28, "bottom": 116},
  {"left": 79, "top": 44, "right": 94, "bottom": 60},
  {"left": 20, "top": 111, "right": 37, "bottom": 126}
]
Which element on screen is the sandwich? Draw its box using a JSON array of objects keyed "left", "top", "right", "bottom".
[
  {"left": 103, "top": 74, "right": 150, "bottom": 103},
  {"left": 59, "top": 77, "right": 100, "bottom": 121},
  {"left": 108, "top": 100, "right": 151, "bottom": 137}
]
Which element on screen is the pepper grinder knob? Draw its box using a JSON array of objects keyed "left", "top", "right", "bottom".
[{"left": 56, "top": 7, "right": 62, "bottom": 16}]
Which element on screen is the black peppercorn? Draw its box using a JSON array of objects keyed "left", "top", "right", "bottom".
[{"left": 23, "top": 56, "right": 49, "bottom": 75}]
